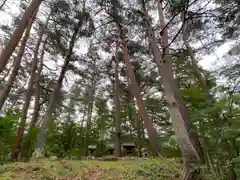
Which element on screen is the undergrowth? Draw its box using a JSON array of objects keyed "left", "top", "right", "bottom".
[{"left": 0, "top": 158, "right": 181, "bottom": 180}]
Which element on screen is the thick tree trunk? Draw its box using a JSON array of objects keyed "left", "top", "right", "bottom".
[
  {"left": 0, "top": 0, "right": 8, "bottom": 10},
  {"left": 141, "top": 1, "right": 202, "bottom": 179},
  {"left": 0, "top": 0, "right": 43, "bottom": 73},
  {"left": 114, "top": 43, "right": 121, "bottom": 157},
  {"left": 33, "top": 20, "right": 81, "bottom": 158},
  {"left": 121, "top": 40, "right": 163, "bottom": 157},
  {"left": 21, "top": 41, "right": 46, "bottom": 160},
  {"left": 0, "top": 16, "right": 35, "bottom": 110}
]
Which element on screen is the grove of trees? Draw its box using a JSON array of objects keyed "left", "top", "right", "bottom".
[{"left": 0, "top": 0, "right": 239, "bottom": 179}]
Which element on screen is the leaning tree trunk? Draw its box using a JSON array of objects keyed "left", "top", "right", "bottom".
[
  {"left": 114, "top": 43, "right": 121, "bottom": 157},
  {"left": 12, "top": 13, "right": 50, "bottom": 161},
  {"left": 0, "top": 0, "right": 42, "bottom": 73},
  {"left": 21, "top": 40, "right": 46, "bottom": 160},
  {"left": 126, "top": 72, "right": 144, "bottom": 157},
  {"left": 0, "top": 63, "right": 13, "bottom": 82},
  {"left": 0, "top": 15, "right": 35, "bottom": 110},
  {"left": 121, "top": 39, "right": 164, "bottom": 157},
  {"left": 159, "top": 2, "right": 204, "bottom": 164},
  {"left": 33, "top": 20, "right": 81, "bottom": 159},
  {"left": 141, "top": 1, "right": 202, "bottom": 179}
]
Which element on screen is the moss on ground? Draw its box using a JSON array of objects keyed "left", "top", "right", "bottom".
[{"left": 0, "top": 158, "right": 182, "bottom": 180}]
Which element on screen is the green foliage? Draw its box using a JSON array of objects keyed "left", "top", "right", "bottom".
[
  {"left": 0, "top": 159, "right": 181, "bottom": 180},
  {"left": 135, "top": 163, "right": 181, "bottom": 180},
  {"left": 0, "top": 109, "right": 20, "bottom": 163}
]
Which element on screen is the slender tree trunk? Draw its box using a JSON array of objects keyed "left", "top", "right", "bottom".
[
  {"left": 84, "top": 98, "right": 94, "bottom": 156},
  {"left": 84, "top": 72, "right": 96, "bottom": 156},
  {"left": 136, "top": 112, "right": 143, "bottom": 157},
  {"left": 114, "top": 43, "right": 121, "bottom": 157},
  {"left": 141, "top": 1, "right": 202, "bottom": 179},
  {"left": 121, "top": 39, "right": 163, "bottom": 157},
  {"left": 0, "top": 63, "right": 13, "bottom": 82},
  {"left": 33, "top": 20, "right": 81, "bottom": 158},
  {"left": 127, "top": 75, "right": 143, "bottom": 157},
  {"left": 12, "top": 17, "right": 47, "bottom": 161},
  {"left": 0, "top": 0, "right": 7, "bottom": 10},
  {"left": 81, "top": 105, "right": 87, "bottom": 127},
  {"left": 21, "top": 40, "right": 46, "bottom": 160},
  {"left": 12, "top": 13, "right": 50, "bottom": 161},
  {"left": 0, "top": 16, "right": 35, "bottom": 110},
  {"left": 8, "top": 77, "right": 28, "bottom": 109},
  {"left": 0, "top": 0, "right": 43, "bottom": 73},
  {"left": 66, "top": 98, "right": 75, "bottom": 156}
]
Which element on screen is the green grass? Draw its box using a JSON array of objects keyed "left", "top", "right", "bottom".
[{"left": 0, "top": 158, "right": 182, "bottom": 180}]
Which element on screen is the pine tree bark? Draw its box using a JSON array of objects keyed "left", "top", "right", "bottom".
[
  {"left": 114, "top": 43, "right": 121, "bottom": 157},
  {"left": 0, "top": 16, "right": 35, "bottom": 110},
  {"left": 159, "top": 2, "right": 204, "bottom": 164},
  {"left": 121, "top": 39, "right": 163, "bottom": 157},
  {"left": 33, "top": 19, "right": 82, "bottom": 158},
  {"left": 0, "top": 0, "right": 43, "bottom": 73},
  {"left": 141, "top": 1, "right": 202, "bottom": 179},
  {"left": 12, "top": 15, "right": 47, "bottom": 161}
]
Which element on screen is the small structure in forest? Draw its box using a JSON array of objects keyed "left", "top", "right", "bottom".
[
  {"left": 106, "top": 142, "right": 136, "bottom": 156},
  {"left": 106, "top": 143, "right": 115, "bottom": 155},
  {"left": 88, "top": 145, "right": 97, "bottom": 156},
  {"left": 122, "top": 142, "right": 135, "bottom": 156}
]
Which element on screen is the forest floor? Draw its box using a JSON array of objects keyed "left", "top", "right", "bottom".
[{"left": 0, "top": 158, "right": 182, "bottom": 180}]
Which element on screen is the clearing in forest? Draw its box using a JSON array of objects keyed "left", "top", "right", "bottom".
[{"left": 0, "top": 158, "right": 181, "bottom": 180}]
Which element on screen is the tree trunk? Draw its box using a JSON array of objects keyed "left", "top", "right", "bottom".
[
  {"left": 33, "top": 20, "right": 81, "bottom": 158},
  {"left": 0, "top": 63, "right": 13, "bottom": 82},
  {"left": 114, "top": 43, "right": 121, "bottom": 157},
  {"left": 84, "top": 71, "right": 96, "bottom": 156},
  {"left": 81, "top": 104, "right": 87, "bottom": 127},
  {"left": 12, "top": 16, "right": 47, "bottom": 161},
  {"left": 127, "top": 75, "right": 143, "bottom": 157},
  {"left": 0, "top": 0, "right": 42, "bottom": 73},
  {"left": 136, "top": 112, "right": 143, "bottom": 157},
  {"left": 0, "top": 0, "right": 8, "bottom": 10},
  {"left": 121, "top": 39, "right": 163, "bottom": 157},
  {"left": 12, "top": 13, "right": 50, "bottom": 161},
  {"left": 0, "top": 16, "right": 35, "bottom": 110},
  {"left": 141, "top": 1, "right": 202, "bottom": 179},
  {"left": 21, "top": 40, "right": 46, "bottom": 160}
]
